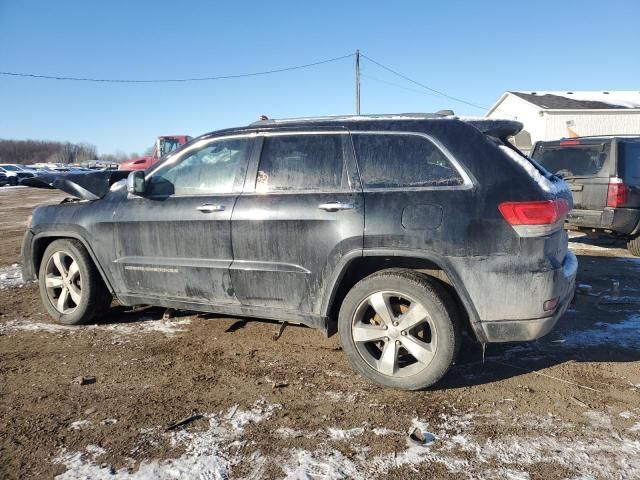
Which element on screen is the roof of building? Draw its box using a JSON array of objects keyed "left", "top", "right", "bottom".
[{"left": 508, "top": 91, "right": 640, "bottom": 110}]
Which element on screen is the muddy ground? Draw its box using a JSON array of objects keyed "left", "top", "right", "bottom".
[{"left": 1, "top": 187, "right": 639, "bottom": 479}]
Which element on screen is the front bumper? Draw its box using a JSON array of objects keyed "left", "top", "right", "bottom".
[{"left": 478, "top": 251, "right": 577, "bottom": 342}]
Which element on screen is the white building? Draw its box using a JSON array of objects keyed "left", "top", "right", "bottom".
[{"left": 486, "top": 91, "right": 640, "bottom": 153}]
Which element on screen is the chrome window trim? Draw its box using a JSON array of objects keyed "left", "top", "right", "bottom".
[{"left": 350, "top": 130, "right": 475, "bottom": 191}]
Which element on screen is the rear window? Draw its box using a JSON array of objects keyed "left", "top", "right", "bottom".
[
  {"left": 352, "top": 133, "right": 463, "bottom": 188},
  {"left": 533, "top": 142, "right": 611, "bottom": 178},
  {"left": 619, "top": 142, "right": 640, "bottom": 184}
]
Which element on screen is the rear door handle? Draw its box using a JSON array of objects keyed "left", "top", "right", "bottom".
[
  {"left": 197, "top": 204, "right": 225, "bottom": 213},
  {"left": 318, "top": 201, "right": 355, "bottom": 212}
]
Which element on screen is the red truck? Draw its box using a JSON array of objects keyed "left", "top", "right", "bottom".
[{"left": 119, "top": 135, "right": 192, "bottom": 171}]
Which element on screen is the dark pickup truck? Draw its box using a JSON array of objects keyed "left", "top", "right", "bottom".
[{"left": 532, "top": 136, "right": 640, "bottom": 255}]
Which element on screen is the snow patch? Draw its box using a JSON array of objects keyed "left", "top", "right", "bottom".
[
  {"left": 0, "top": 264, "right": 24, "bottom": 289},
  {"left": 69, "top": 420, "right": 92, "bottom": 431},
  {"left": 0, "top": 317, "right": 191, "bottom": 337},
  {"left": 55, "top": 400, "right": 280, "bottom": 480},
  {"left": 327, "top": 427, "right": 365, "bottom": 440},
  {"left": 562, "top": 315, "right": 640, "bottom": 349}
]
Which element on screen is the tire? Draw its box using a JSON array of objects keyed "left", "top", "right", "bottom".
[
  {"left": 628, "top": 236, "right": 640, "bottom": 257},
  {"left": 8, "top": 177, "right": 17, "bottom": 186},
  {"left": 38, "top": 239, "right": 112, "bottom": 325},
  {"left": 338, "top": 269, "right": 460, "bottom": 390}
]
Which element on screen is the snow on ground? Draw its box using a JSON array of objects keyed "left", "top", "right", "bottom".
[
  {"left": 562, "top": 315, "right": 640, "bottom": 350},
  {"left": 0, "top": 264, "right": 24, "bottom": 289},
  {"left": 55, "top": 400, "right": 281, "bottom": 480},
  {"left": 0, "top": 317, "right": 191, "bottom": 337},
  {"left": 54, "top": 405, "right": 640, "bottom": 479}
]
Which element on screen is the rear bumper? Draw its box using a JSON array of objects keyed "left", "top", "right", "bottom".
[
  {"left": 478, "top": 251, "right": 577, "bottom": 342},
  {"left": 567, "top": 208, "right": 640, "bottom": 235}
]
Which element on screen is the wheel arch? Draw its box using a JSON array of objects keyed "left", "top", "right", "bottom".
[
  {"left": 321, "top": 249, "right": 486, "bottom": 342},
  {"left": 31, "top": 232, "right": 115, "bottom": 294}
]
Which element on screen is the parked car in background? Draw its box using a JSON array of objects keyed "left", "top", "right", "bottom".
[
  {"left": 0, "top": 164, "right": 35, "bottom": 185},
  {"left": 119, "top": 135, "right": 192, "bottom": 171},
  {"left": 532, "top": 136, "right": 640, "bottom": 255},
  {"left": 22, "top": 114, "right": 576, "bottom": 390}
]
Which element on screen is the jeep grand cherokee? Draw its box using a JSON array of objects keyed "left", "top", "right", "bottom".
[{"left": 22, "top": 114, "right": 577, "bottom": 390}]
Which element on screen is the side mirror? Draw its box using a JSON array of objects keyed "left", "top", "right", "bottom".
[{"left": 127, "top": 170, "right": 146, "bottom": 195}]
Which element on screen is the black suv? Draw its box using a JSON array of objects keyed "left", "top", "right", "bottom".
[
  {"left": 22, "top": 114, "right": 577, "bottom": 390},
  {"left": 532, "top": 136, "right": 640, "bottom": 255}
]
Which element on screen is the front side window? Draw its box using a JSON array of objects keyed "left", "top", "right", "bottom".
[
  {"left": 148, "top": 137, "right": 250, "bottom": 196},
  {"left": 256, "top": 134, "right": 348, "bottom": 192},
  {"left": 352, "top": 134, "right": 464, "bottom": 188}
]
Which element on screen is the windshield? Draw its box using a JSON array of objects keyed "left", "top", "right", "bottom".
[
  {"left": 159, "top": 138, "right": 181, "bottom": 157},
  {"left": 0, "top": 165, "right": 20, "bottom": 171},
  {"left": 533, "top": 142, "right": 610, "bottom": 178}
]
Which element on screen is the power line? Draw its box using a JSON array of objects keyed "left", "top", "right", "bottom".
[
  {"left": 360, "top": 53, "right": 491, "bottom": 111},
  {"left": 361, "top": 73, "right": 443, "bottom": 98},
  {"left": 0, "top": 53, "right": 355, "bottom": 83}
]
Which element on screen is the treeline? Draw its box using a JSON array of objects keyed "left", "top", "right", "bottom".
[{"left": 0, "top": 139, "right": 98, "bottom": 165}]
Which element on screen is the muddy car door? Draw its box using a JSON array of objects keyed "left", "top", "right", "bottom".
[
  {"left": 112, "top": 135, "right": 255, "bottom": 304},
  {"left": 230, "top": 130, "right": 364, "bottom": 314}
]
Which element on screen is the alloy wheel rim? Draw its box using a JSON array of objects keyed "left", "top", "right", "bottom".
[
  {"left": 45, "top": 251, "right": 82, "bottom": 314},
  {"left": 351, "top": 291, "right": 437, "bottom": 378}
]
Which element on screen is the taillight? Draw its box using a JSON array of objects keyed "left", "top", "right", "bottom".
[
  {"left": 607, "top": 178, "right": 627, "bottom": 208},
  {"left": 498, "top": 198, "right": 570, "bottom": 237}
]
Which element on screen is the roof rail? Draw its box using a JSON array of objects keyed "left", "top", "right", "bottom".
[{"left": 249, "top": 111, "right": 455, "bottom": 126}]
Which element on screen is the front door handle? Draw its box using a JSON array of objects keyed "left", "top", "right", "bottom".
[
  {"left": 197, "top": 204, "right": 225, "bottom": 213},
  {"left": 318, "top": 201, "right": 355, "bottom": 212}
]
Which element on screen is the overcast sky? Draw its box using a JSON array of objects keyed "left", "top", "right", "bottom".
[{"left": 1, "top": 0, "right": 638, "bottom": 155}]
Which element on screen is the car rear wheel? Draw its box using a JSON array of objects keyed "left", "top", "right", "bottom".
[
  {"left": 8, "top": 177, "right": 18, "bottom": 186},
  {"left": 38, "top": 239, "right": 112, "bottom": 325},
  {"left": 338, "top": 269, "right": 460, "bottom": 390},
  {"left": 627, "top": 236, "right": 640, "bottom": 257}
]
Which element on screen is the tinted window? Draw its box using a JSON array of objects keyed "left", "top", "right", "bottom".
[
  {"left": 534, "top": 143, "right": 611, "bottom": 178},
  {"left": 352, "top": 134, "right": 463, "bottom": 188},
  {"left": 256, "top": 135, "right": 347, "bottom": 191},
  {"left": 620, "top": 142, "right": 640, "bottom": 184},
  {"left": 148, "top": 138, "right": 250, "bottom": 196}
]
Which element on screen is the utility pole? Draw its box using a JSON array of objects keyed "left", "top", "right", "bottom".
[{"left": 355, "top": 49, "right": 361, "bottom": 115}]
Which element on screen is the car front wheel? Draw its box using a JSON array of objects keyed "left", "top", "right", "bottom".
[
  {"left": 38, "top": 239, "right": 112, "bottom": 325},
  {"left": 338, "top": 269, "right": 460, "bottom": 390}
]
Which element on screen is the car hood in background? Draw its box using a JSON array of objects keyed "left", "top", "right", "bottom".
[{"left": 20, "top": 170, "right": 130, "bottom": 201}]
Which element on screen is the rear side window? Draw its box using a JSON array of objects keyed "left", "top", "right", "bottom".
[
  {"left": 619, "top": 142, "right": 640, "bottom": 184},
  {"left": 534, "top": 143, "right": 611, "bottom": 178},
  {"left": 352, "top": 134, "right": 463, "bottom": 188},
  {"left": 257, "top": 134, "right": 348, "bottom": 191}
]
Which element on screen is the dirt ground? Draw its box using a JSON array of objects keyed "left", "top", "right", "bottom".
[{"left": 1, "top": 187, "right": 639, "bottom": 479}]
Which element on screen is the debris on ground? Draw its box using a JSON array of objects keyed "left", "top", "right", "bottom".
[
  {"left": 72, "top": 376, "right": 96, "bottom": 385},
  {"left": 165, "top": 413, "right": 204, "bottom": 432}
]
